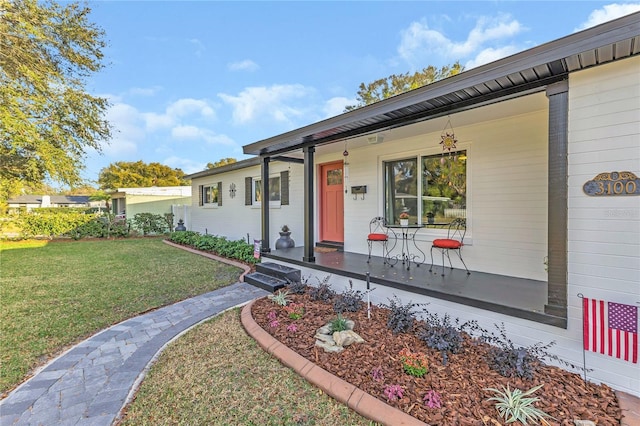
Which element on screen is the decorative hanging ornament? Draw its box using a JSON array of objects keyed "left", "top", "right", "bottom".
[
  {"left": 440, "top": 118, "right": 458, "bottom": 152},
  {"left": 343, "top": 141, "right": 349, "bottom": 157}
]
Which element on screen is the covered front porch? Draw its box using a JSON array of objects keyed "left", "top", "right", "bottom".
[{"left": 264, "top": 247, "right": 564, "bottom": 327}]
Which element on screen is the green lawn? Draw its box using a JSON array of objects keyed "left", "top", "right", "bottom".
[{"left": 0, "top": 238, "right": 241, "bottom": 394}]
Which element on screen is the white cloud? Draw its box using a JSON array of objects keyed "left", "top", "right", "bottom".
[
  {"left": 397, "top": 14, "right": 525, "bottom": 69},
  {"left": 464, "top": 45, "right": 521, "bottom": 69},
  {"left": 575, "top": 3, "right": 640, "bottom": 31},
  {"left": 143, "top": 98, "right": 216, "bottom": 131},
  {"left": 103, "top": 103, "right": 145, "bottom": 157},
  {"left": 171, "top": 125, "right": 236, "bottom": 146},
  {"left": 228, "top": 59, "right": 260, "bottom": 72},
  {"left": 323, "top": 97, "right": 355, "bottom": 118},
  {"left": 189, "top": 38, "right": 206, "bottom": 57},
  {"left": 163, "top": 156, "right": 207, "bottom": 174},
  {"left": 219, "top": 84, "right": 313, "bottom": 124}
]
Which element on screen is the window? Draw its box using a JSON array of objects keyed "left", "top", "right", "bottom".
[
  {"left": 199, "top": 182, "right": 222, "bottom": 207},
  {"left": 384, "top": 150, "right": 466, "bottom": 225},
  {"left": 253, "top": 176, "right": 281, "bottom": 204}
]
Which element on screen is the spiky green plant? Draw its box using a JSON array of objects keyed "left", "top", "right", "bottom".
[
  {"left": 485, "top": 384, "right": 553, "bottom": 425},
  {"left": 268, "top": 289, "right": 290, "bottom": 306},
  {"left": 329, "top": 314, "right": 349, "bottom": 333}
]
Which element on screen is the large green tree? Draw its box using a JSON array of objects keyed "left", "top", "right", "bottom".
[
  {"left": 344, "top": 62, "right": 464, "bottom": 111},
  {"left": 0, "top": 0, "right": 111, "bottom": 198},
  {"left": 206, "top": 157, "right": 237, "bottom": 169},
  {"left": 98, "top": 161, "right": 190, "bottom": 190}
]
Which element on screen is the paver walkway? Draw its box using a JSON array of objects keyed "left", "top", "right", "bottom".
[{"left": 0, "top": 282, "right": 268, "bottom": 426}]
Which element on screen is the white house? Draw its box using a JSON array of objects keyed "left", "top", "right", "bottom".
[
  {"left": 110, "top": 186, "right": 192, "bottom": 226},
  {"left": 192, "top": 13, "right": 640, "bottom": 397}
]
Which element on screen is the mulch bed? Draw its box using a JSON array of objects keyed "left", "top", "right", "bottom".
[{"left": 251, "top": 292, "right": 622, "bottom": 425}]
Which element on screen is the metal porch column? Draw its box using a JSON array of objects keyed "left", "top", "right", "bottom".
[
  {"left": 303, "top": 146, "right": 316, "bottom": 262},
  {"left": 261, "top": 156, "right": 271, "bottom": 253}
]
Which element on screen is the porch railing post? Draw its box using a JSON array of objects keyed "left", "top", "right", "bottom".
[{"left": 303, "top": 146, "right": 316, "bottom": 262}]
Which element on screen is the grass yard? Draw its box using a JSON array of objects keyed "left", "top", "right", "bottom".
[
  {"left": 0, "top": 238, "right": 241, "bottom": 394},
  {"left": 118, "top": 308, "right": 374, "bottom": 426}
]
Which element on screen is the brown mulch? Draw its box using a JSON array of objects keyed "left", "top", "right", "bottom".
[{"left": 251, "top": 292, "right": 622, "bottom": 426}]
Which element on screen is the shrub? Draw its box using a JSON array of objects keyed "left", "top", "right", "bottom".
[
  {"left": 482, "top": 324, "right": 555, "bottom": 379},
  {"left": 332, "top": 280, "right": 367, "bottom": 314},
  {"left": 168, "top": 231, "right": 259, "bottom": 264},
  {"left": 285, "top": 277, "right": 308, "bottom": 294},
  {"left": 381, "top": 295, "right": 427, "bottom": 335},
  {"left": 308, "top": 275, "right": 335, "bottom": 303},
  {"left": 18, "top": 209, "right": 96, "bottom": 238},
  {"left": 328, "top": 314, "right": 349, "bottom": 333},
  {"left": 399, "top": 348, "right": 429, "bottom": 378},
  {"left": 132, "top": 213, "right": 169, "bottom": 235},
  {"left": 268, "top": 289, "right": 290, "bottom": 306},
  {"left": 485, "top": 384, "right": 553, "bottom": 425},
  {"left": 417, "top": 313, "right": 464, "bottom": 365}
]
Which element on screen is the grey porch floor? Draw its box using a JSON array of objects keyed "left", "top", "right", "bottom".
[{"left": 265, "top": 247, "right": 564, "bottom": 327}]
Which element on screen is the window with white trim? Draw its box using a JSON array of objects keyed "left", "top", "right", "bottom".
[{"left": 384, "top": 150, "right": 467, "bottom": 225}]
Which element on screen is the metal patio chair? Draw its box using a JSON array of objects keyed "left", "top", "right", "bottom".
[
  {"left": 367, "top": 216, "right": 394, "bottom": 264},
  {"left": 429, "top": 218, "right": 470, "bottom": 276}
]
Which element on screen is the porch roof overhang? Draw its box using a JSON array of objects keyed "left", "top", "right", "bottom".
[{"left": 243, "top": 12, "right": 640, "bottom": 157}]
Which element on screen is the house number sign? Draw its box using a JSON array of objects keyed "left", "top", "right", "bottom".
[{"left": 583, "top": 171, "right": 640, "bottom": 196}]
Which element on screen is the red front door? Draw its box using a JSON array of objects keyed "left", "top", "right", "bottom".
[{"left": 320, "top": 161, "right": 344, "bottom": 242}]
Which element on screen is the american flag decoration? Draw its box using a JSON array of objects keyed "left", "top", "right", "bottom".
[{"left": 582, "top": 297, "right": 638, "bottom": 363}]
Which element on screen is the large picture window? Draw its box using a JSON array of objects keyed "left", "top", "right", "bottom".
[{"left": 384, "top": 150, "right": 466, "bottom": 225}]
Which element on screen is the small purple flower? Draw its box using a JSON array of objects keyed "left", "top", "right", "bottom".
[
  {"left": 286, "top": 323, "right": 298, "bottom": 332},
  {"left": 383, "top": 384, "right": 404, "bottom": 401},
  {"left": 371, "top": 367, "right": 384, "bottom": 382},
  {"left": 269, "top": 320, "right": 279, "bottom": 328},
  {"left": 267, "top": 311, "right": 277, "bottom": 321},
  {"left": 423, "top": 389, "right": 442, "bottom": 408}
]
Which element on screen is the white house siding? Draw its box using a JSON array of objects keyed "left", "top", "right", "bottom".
[
  {"left": 331, "top": 93, "right": 549, "bottom": 281},
  {"left": 567, "top": 55, "right": 640, "bottom": 397},
  {"left": 189, "top": 162, "right": 304, "bottom": 247}
]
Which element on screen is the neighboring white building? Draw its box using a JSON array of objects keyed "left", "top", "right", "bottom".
[
  {"left": 191, "top": 13, "right": 640, "bottom": 396},
  {"left": 110, "top": 186, "right": 192, "bottom": 224},
  {"left": 7, "top": 195, "right": 103, "bottom": 212}
]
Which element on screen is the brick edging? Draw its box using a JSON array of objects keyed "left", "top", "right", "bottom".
[
  {"left": 162, "top": 240, "right": 252, "bottom": 282},
  {"left": 240, "top": 300, "right": 427, "bottom": 426}
]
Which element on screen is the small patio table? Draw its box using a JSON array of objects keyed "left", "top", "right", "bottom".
[{"left": 386, "top": 224, "right": 426, "bottom": 270}]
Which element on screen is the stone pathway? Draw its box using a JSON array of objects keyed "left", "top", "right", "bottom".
[{"left": 0, "top": 282, "right": 268, "bottom": 426}]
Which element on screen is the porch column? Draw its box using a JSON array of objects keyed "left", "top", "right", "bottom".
[
  {"left": 545, "top": 80, "right": 568, "bottom": 322},
  {"left": 261, "top": 156, "right": 271, "bottom": 253},
  {"left": 303, "top": 146, "right": 316, "bottom": 262}
]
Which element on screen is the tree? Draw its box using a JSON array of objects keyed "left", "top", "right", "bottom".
[
  {"left": 97, "top": 161, "right": 190, "bottom": 190},
  {"left": 89, "top": 190, "right": 111, "bottom": 212},
  {"left": 206, "top": 158, "right": 237, "bottom": 169},
  {"left": 344, "top": 63, "right": 464, "bottom": 111},
  {"left": 0, "top": 0, "right": 111, "bottom": 199}
]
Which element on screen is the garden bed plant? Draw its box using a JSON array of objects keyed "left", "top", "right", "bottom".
[{"left": 251, "top": 278, "right": 622, "bottom": 425}]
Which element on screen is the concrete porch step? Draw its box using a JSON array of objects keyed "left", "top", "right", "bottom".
[
  {"left": 256, "top": 262, "right": 301, "bottom": 283},
  {"left": 244, "top": 272, "right": 287, "bottom": 293}
]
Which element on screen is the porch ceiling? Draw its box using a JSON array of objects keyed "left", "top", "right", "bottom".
[{"left": 244, "top": 12, "right": 640, "bottom": 157}]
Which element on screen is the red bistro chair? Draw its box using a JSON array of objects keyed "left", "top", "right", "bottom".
[
  {"left": 367, "top": 216, "right": 394, "bottom": 264},
  {"left": 429, "top": 218, "right": 470, "bottom": 276}
]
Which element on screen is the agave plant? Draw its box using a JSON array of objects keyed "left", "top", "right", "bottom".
[
  {"left": 485, "top": 384, "right": 553, "bottom": 425},
  {"left": 268, "top": 289, "right": 291, "bottom": 306}
]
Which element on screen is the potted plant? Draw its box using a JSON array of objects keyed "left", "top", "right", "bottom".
[
  {"left": 275, "top": 224, "right": 295, "bottom": 249},
  {"left": 426, "top": 212, "right": 435, "bottom": 225},
  {"left": 399, "top": 212, "right": 410, "bottom": 227}
]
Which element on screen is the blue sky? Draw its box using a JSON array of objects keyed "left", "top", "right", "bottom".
[{"left": 83, "top": 1, "right": 640, "bottom": 182}]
